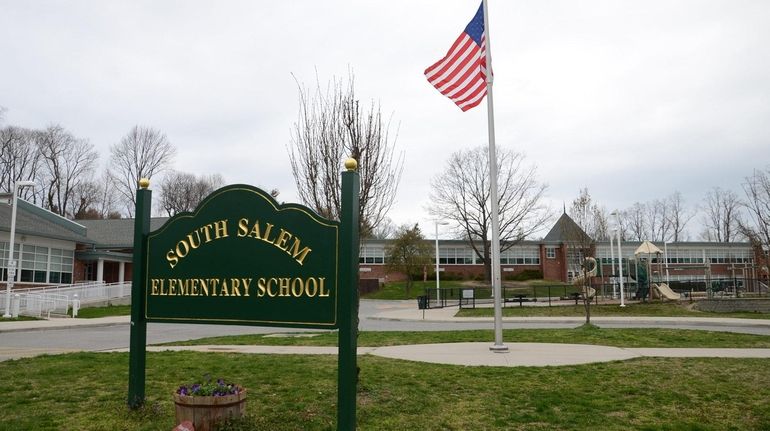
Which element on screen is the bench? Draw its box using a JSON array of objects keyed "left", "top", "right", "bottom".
[
  {"left": 504, "top": 294, "right": 536, "bottom": 307},
  {"left": 562, "top": 292, "right": 583, "bottom": 305}
]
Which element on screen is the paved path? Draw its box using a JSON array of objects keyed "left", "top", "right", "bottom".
[
  {"left": 104, "top": 343, "right": 770, "bottom": 367},
  {"left": 3, "top": 303, "right": 770, "bottom": 366}
]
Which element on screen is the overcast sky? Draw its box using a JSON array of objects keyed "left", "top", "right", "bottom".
[{"left": 1, "top": 1, "right": 768, "bottom": 238}]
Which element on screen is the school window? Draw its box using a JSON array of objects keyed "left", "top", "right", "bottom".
[
  {"left": 0, "top": 243, "right": 74, "bottom": 284},
  {"left": 359, "top": 246, "right": 385, "bottom": 264},
  {"left": 438, "top": 247, "right": 475, "bottom": 265},
  {"left": 546, "top": 247, "right": 557, "bottom": 259},
  {"left": 500, "top": 247, "right": 541, "bottom": 265}
]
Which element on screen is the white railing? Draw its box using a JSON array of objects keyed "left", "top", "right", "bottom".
[
  {"left": 2, "top": 281, "right": 132, "bottom": 319},
  {"left": 16, "top": 292, "right": 70, "bottom": 318}
]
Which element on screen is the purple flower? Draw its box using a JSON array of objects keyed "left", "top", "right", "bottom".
[{"left": 177, "top": 377, "right": 242, "bottom": 397}]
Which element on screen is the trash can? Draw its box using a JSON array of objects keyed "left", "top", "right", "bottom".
[{"left": 417, "top": 295, "right": 429, "bottom": 310}]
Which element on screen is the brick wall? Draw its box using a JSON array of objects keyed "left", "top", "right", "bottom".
[{"left": 541, "top": 244, "right": 566, "bottom": 281}]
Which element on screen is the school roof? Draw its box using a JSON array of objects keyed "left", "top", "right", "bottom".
[
  {"left": 0, "top": 199, "right": 92, "bottom": 244},
  {"left": 77, "top": 218, "right": 169, "bottom": 248},
  {"left": 542, "top": 212, "right": 591, "bottom": 244}
]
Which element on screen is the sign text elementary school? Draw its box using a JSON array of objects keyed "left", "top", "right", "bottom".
[{"left": 145, "top": 186, "right": 339, "bottom": 326}]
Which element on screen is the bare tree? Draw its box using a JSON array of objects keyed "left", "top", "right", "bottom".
[
  {"left": 69, "top": 180, "right": 102, "bottom": 219},
  {"left": 623, "top": 202, "right": 648, "bottom": 241},
  {"left": 288, "top": 72, "right": 403, "bottom": 238},
  {"left": 620, "top": 193, "right": 693, "bottom": 242},
  {"left": 563, "top": 215, "right": 596, "bottom": 325},
  {"left": 158, "top": 171, "right": 224, "bottom": 216},
  {"left": 430, "top": 146, "right": 550, "bottom": 281},
  {"left": 35, "top": 125, "right": 99, "bottom": 217},
  {"left": 95, "top": 171, "right": 121, "bottom": 219},
  {"left": 740, "top": 168, "right": 770, "bottom": 272},
  {"left": 109, "top": 125, "right": 176, "bottom": 215},
  {"left": 568, "top": 188, "right": 610, "bottom": 241},
  {"left": 646, "top": 198, "right": 670, "bottom": 242},
  {"left": 370, "top": 216, "right": 396, "bottom": 240},
  {"left": 700, "top": 187, "right": 743, "bottom": 242},
  {"left": 0, "top": 125, "right": 40, "bottom": 200},
  {"left": 666, "top": 191, "right": 694, "bottom": 242}
]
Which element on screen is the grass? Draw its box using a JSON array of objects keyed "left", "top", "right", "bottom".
[
  {"left": 456, "top": 301, "right": 770, "bottom": 319},
  {"left": 361, "top": 280, "right": 467, "bottom": 300},
  {"left": 0, "top": 315, "right": 39, "bottom": 322},
  {"left": 75, "top": 304, "right": 132, "bottom": 318},
  {"left": 361, "top": 280, "right": 573, "bottom": 300},
  {"left": 0, "top": 351, "right": 769, "bottom": 430},
  {"left": 160, "top": 326, "right": 770, "bottom": 348}
]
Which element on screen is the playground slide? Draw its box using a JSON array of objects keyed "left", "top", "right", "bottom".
[{"left": 653, "top": 283, "right": 681, "bottom": 300}]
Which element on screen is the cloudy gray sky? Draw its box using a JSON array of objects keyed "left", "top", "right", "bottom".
[{"left": 1, "top": 1, "right": 768, "bottom": 238}]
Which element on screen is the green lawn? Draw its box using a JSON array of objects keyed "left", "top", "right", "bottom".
[
  {"left": 0, "top": 351, "right": 768, "bottom": 430},
  {"left": 162, "top": 326, "right": 770, "bottom": 348},
  {"left": 456, "top": 301, "right": 770, "bottom": 319},
  {"left": 0, "top": 315, "right": 39, "bottom": 322},
  {"left": 361, "top": 280, "right": 572, "bottom": 300},
  {"left": 361, "top": 280, "right": 467, "bottom": 300},
  {"left": 75, "top": 304, "right": 132, "bottom": 318}
]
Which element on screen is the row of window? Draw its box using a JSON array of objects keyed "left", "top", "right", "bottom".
[
  {"left": 0, "top": 242, "right": 74, "bottom": 284},
  {"left": 360, "top": 244, "right": 756, "bottom": 266},
  {"left": 595, "top": 247, "right": 754, "bottom": 265},
  {"left": 359, "top": 246, "right": 541, "bottom": 265}
]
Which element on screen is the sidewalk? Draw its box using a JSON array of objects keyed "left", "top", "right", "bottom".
[
  {"left": 0, "top": 315, "right": 129, "bottom": 333},
  {"left": 105, "top": 343, "right": 770, "bottom": 367},
  {"left": 4, "top": 306, "right": 770, "bottom": 366},
  {"left": 369, "top": 302, "right": 770, "bottom": 329}
]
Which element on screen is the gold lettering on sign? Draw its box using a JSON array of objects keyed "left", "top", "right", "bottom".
[
  {"left": 235, "top": 218, "right": 313, "bottom": 265},
  {"left": 150, "top": 277, "right": 328, "bottom": 299},
  {"left": 165, "top": 219, "right": 230, "bottom": 269}
]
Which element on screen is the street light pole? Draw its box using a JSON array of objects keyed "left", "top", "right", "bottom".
[
  {"left": 616, "top": 227, "right": 625, "bottom": 307},
  {"left": 3, "top": 180, "right": 35, "bottom": 318},
  {"left": 611, "top": 211, "right": 625, "bottom": 308},
  {"left": 609, "top": 232, "right": 617, "bottom": 299},
  {"left": 663, "top": 241, "right": 671, "bottom": 287},
  {"left": 435, "top": 220, "right": 449, "bottom": 307}
]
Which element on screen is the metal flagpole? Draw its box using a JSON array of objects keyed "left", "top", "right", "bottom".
[{"left": 482, "top": 0, "right": 507, "bottom": 352}]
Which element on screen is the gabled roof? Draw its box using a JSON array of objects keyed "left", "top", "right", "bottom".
[
  {"left": 542, "top": 212, "right": 592, "bottom": 244},
  {"left": 0, "top": 199, "right": 92, "bottom": 244},
  {"left": 77, "top": 217, "right": 169, "bottom": 248}
]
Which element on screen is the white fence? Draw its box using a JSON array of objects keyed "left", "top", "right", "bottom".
[{"left": 2, "top": 281, "right": 132, "bottom": 319}]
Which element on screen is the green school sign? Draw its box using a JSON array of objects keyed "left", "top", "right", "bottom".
[
  {"left": 145, "top": 185, "right": 339, "bottom": 327},
  {"left": 128, "top": 161, "right": 360, "bottom": 431}
]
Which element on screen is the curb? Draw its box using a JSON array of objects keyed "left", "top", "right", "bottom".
[
  {"left": 368, "top": 314, "right": 770, "bottom": 328},
  {"left": 0, "top": 318, "right": 129, "bottom": 334}
]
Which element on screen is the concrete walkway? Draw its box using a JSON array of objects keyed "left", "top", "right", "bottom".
[
  {"left": 0, "top": 315, "right": 129, "bottom": 333},
  {"left": 368, "top": 302, "right": 770, "bottom": 329},
  {"left": 4, "top": 304, "right": 770, "bottom": 366},
  {"left": 103, "top": 343, "right": 770, "bottom": 367}
]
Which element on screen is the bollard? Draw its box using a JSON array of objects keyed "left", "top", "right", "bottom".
[
  {"left": 72, "top": 294, "right": 80, "bottom": 318},
  {"left": 11, "top": 294, "right": 20, "bottom": 318}
]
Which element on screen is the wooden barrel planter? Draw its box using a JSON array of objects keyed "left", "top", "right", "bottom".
[{"left": 173, "top": 389, "right": 247, "bottom": 431}]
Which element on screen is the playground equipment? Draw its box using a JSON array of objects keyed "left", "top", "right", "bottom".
[
  {"left": 652, "top": 283, "right": 681, "bottom": 300},
  {"left": 572, "top": 257, "right": 597, "bottom": 299},
  {"left": 634, "top": 241, "right": 663, "bottom": 301}
]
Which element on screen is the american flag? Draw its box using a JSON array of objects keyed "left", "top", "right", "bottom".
[{"left": 425, "top": 3, "right": 488, "bottom": 112}]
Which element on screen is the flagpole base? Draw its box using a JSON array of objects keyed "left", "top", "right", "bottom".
[{"left": 489, "top": 344, "right": 509, "bottom": 353}]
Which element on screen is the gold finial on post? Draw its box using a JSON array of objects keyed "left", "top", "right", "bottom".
[
  {"left": 344, "top": 158, "right": 358, "bottom": 171},
  {"left": 138, "top": 178, "right": 150, "bottom": 189}
]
